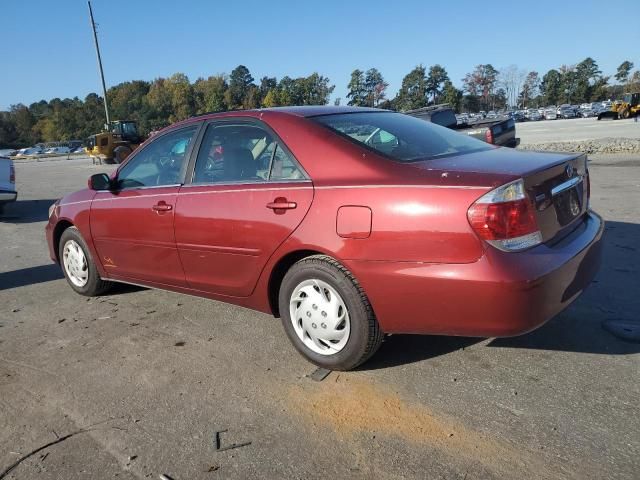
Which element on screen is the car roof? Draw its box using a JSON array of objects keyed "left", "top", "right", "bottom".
[
  {"left": 187, "top": 105, "right": 383, "bottom": 122},
  {"left": 162, "top": 106, "right": 389, "bottom": 135}
]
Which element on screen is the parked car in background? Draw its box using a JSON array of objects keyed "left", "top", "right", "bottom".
[
  {"left": 15, "top": 147, "right": 43, "bottom": 157},
  {"left": 46, "top": 146, "right": 71, "bottom": 154},
  {"left": 406, "top": 105, "right": 519, "bottom": 147},
  {"left": 544, "top": 108, "right": 558, "bottom": 120},
  {"left": 513, "top": 111, "right": 526, "bottom": 122},
  {"left": 526, "top": 109, "right": 542, "bottom": 121},
  {"left": 0, "top": 156, "right": 17, "bottom": 214},
  {"left": 580, "top": 106, "right": 599, "bottom": 118},
  {"left": 558, "top": 106, "right": 576, "bottom": 119},
  {"left": 45, "top": 106, "right": 602, "bottom": 370}
]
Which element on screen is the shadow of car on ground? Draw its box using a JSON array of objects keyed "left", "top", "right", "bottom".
[{"left": 2, "top": 192, "right": 638, "bottom": 368}]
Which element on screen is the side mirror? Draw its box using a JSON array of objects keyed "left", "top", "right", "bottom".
[{"left": 88, "top": 173, "right": 112, "bottom": 191}]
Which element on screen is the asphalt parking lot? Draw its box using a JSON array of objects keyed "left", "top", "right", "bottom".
[
  {"left": 1, "top": 155, "right": 639, "bottom": 479},
  {"left": 517, "top": 117, "right": 640, "bottom": 144}
]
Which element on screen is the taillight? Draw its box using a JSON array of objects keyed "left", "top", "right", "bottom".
[
  {"left": 467, "top": 179, "right": 542, "bottom": 252},
  {"left": 9, "top": 163, "right": 15, "bottom": 184},
  {"left": 485, "top": 129, "right": 494, "bottom": 144}
]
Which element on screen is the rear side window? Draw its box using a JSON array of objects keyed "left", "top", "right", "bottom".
[
  {"left": 313, "top": 112, "right": 491, "bottom": 162},
  {"left": 192, "top": 123, "right": 305, "bottom": 184}
]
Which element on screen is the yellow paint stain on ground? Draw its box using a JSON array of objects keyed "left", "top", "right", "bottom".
[{"left": 288, "top": 374, "right": 577, "bottom": 479}]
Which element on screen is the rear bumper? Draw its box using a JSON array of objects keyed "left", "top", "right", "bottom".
[
  {"left": 503, "top": 137, "right": 520, "bottom": 148},
  {"left": 346, "top": 211, "right": 604, "bottom": 337},
  {"left": 0, "top": 190, "right": 17, "bottom": 203}
]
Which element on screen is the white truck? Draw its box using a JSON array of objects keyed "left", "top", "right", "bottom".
[{"left": 0, "top": 156, "right": 17, "bottom": 214}]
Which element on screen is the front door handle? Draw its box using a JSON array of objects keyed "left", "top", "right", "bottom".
[
  {"left": 152, "top": 201, "right": 173, "bottom": 212},
  {"left": 267, "top": 197, "right": 297, "bottom": 213}
]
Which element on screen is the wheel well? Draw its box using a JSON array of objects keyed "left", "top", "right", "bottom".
[
  {"left": 267, "top": 249, "right": 323, "bottom": 317},
  {"left": 53, "top": 220, "right": 74, "bottom": 262}
]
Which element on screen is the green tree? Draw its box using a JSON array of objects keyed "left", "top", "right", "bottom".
[
  {"left": 259, "top": 76, "right": 277, "bottom": 98},
  {"left": 108, "top": 80, "right": 150, "bottom": 123},
  {"left": 364, "top": 68, "right": 388, "bottom": 107},
  {"left": 261, "top": 89, "right": 280, "bottom": 107},
  {"left": 193, "top": 75, "right": 228, "bottom": 114},
  {"left": 425, "top": 64, "right": 449, "bottom": 104},
  {"left": 396, "top": 65, "right": 427, "bottom": 111},
  {"left": 615, "top": 61, "right": 634, "bottom": 84},
  {"left": 628, "top": 71, "right": 640, "bottom": 93},
  {"left": 299, "top": 73, "right": 334, "bottom": 105},
  {"left": 0, "top": 112, "right": 19, "bottom": 148},
  {"left": 442, "top": 81, "right": 462, "bottom": 112},
  {"left": 226, "top": 65, "right": 255, "bottom": 109},
  {"left": 347, "top": 69, "right": 367, "bottom": 106},
  {"left": 462, "top": 94, "right": 480, "bottom": 113},
  {"left": 462, "top": 64, "right": 499, "bottom": 110},
  {"left": 10, "top": 104, "right": 36, "bottom": 146},
  {"left": 518, "top": 71, "right": 539, "bottom": 108},
  {"left": 540, "top": 69, "right": 563, "bottom": 105}
]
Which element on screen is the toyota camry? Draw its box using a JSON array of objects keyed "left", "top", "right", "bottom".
[{"left": 46, "top": 106, "right": 603, "bottom": 370}]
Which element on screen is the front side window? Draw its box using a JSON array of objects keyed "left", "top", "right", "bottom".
[
  {"left": 313, "top": 111, "right": 491, "bottom": 162},
  {"left": 192, "top": 123, "right": 304, "bottom": 184},
  {"left": 116, "top": 126, "right": 198, "bottom": 189}
]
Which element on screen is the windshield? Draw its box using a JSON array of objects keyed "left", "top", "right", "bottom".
[
  {"left": 120, "top": 122, "right": 138, "bottom": 136},
  {"left": 312, "top": 111, "right": 491, "bottom": 162}
]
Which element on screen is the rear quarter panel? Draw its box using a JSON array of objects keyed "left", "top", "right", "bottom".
[{"left": 290, "top": 184, "right": 487, "bottom": 264}]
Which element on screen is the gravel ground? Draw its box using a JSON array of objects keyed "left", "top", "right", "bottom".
[
  {"left": 518, "top": 137, "right": 640, "bottom": 154},
  {"left": 0, "top": 154, "right": 638, "bottom": 479}
]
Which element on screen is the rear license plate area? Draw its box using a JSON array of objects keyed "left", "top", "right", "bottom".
[{"left": 554, "top": 187, "right": 582, "bottom": 226}]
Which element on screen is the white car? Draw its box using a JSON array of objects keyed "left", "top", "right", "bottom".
[
  {"left": 0, "top": 156, "right": 17, "bottom": 214},
  {"left": 44, "top": 146, "right": 71, "bottom": 155},
  {"left": 15, "top": 147, "right": 43, "bottom": 157}
]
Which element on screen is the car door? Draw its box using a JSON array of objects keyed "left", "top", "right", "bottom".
[
  {"left": 90, "top": 124, "right": 201, "bottom": 286},
  {"left": 174, "top": 120, "right": 313, "bottom": 296}
]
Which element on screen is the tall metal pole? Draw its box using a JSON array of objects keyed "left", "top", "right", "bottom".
[{"left": 88, "top": 1, "right": 110, "bottom": 127}]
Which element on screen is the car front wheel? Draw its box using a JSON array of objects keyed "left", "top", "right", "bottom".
[
  {"left": 279, "top": 255, "right": 383, "bottom": 371},
  {"left": 59, "top": 227, "right": 111, "bottom": 296}
]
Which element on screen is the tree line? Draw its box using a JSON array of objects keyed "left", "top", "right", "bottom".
[{"left": 1, "top": 59, "right": 638, "bottom": 148}]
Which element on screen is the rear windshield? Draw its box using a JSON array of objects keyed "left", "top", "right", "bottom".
[{"left": 312, "top": 111, "right": 491, "bottom": 162}]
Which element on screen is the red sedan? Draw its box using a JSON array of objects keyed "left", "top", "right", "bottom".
[{"left": 45, "top": 107, "right": 603, "bottom": 370}]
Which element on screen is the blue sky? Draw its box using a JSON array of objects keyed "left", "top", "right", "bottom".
[{"left": 1, "top": 0, "right": 638, "bottom": 110}]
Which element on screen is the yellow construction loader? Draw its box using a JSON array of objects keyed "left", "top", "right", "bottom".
[
  {"left": 598, "top": 92, "right": 640, "bottom": 120},
  {"left": 85, "top": 120, "right": 143, "bottom": 164}
]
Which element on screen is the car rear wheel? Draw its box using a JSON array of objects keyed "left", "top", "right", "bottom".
[
  {"left": 279, "top": 255, "right": 383, "bottom": 371},
  {"left": 59, "top": 227, "right": 111, "bottom": 296}
]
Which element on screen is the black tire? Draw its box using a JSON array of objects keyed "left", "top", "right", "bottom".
[
  {"left": 58, "top": 226, "right": 111, "bottom": 296},
  {"left": 620, "top": 108, "right": 630, "bottom": 119},
  {"left": 278, "top": 255, "right": 383, "bottom": 371}
]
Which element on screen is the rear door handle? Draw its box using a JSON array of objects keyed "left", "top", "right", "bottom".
[
  {"left": 266, "top": 197, "right": 297, "bottom": 211},
  {"left": 152, "top": 201, "right": 173, "bottom": 212}
]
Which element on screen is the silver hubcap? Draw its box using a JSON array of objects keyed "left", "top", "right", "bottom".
[
  {"left": 289, "top": 279, "right": 350, "bottom": 355},
  {"left": 63, "top": 240, "right": 89, "bottom": 287}
]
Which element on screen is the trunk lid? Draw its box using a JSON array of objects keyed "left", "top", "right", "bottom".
[{"left": 408, "top": 148, "right": 590, "bottom": 242}]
